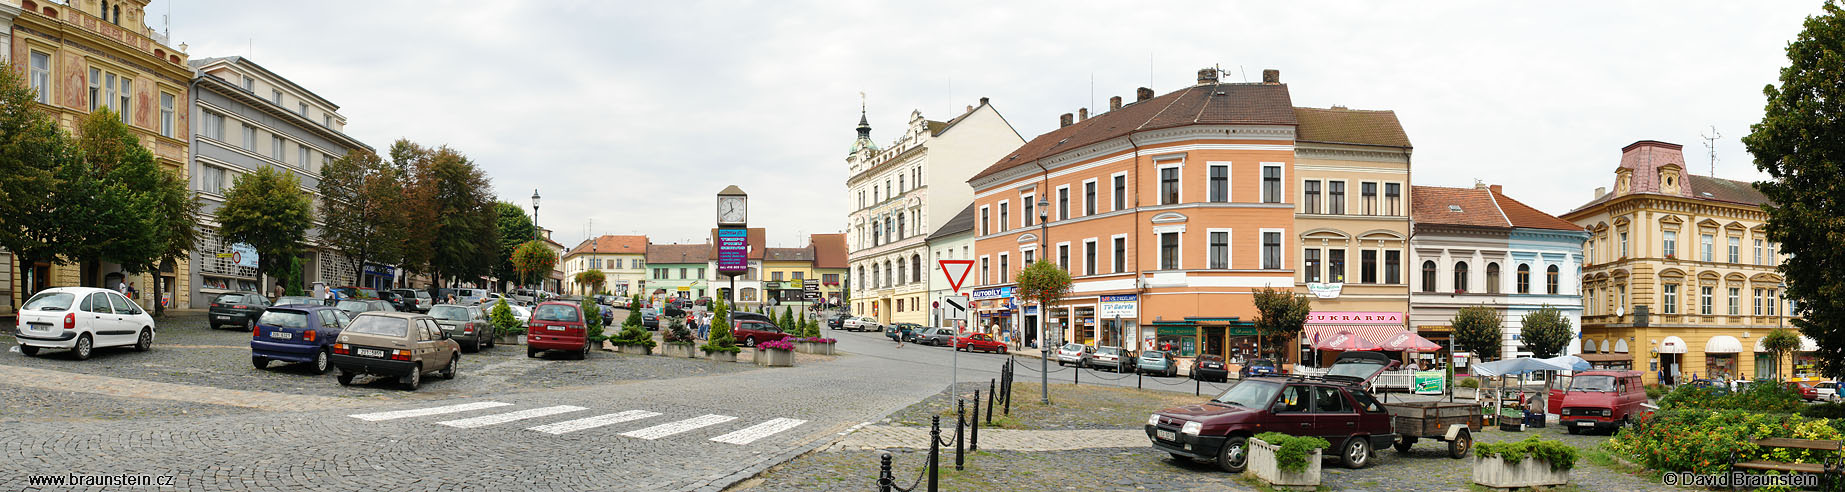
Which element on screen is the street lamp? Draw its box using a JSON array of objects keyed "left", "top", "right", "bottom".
[
  {"left": 1038, "top": 197, "right": 1050, "bottom": 405},
  {"left": 530, "top": 189, "right": 542, "bottom": 240}
]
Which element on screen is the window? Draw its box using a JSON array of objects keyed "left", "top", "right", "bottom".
[
  {"left": 1209, "top": 231, "right": 1229, "bottom": 269},
  {"left": 1700, "top": 286, "right": 1714, "bottom": 315},
  {"left": 1421, "top": 261, "right": 1437, "bottom": 292},
  {"left": 979, "top": 207, "right": 990, "bottom": 235},
  {"left": 1303, "top": 249, "right": 1321, "bottom": 283},
  {"left": 912, "top": 255, "right": 922, "bottom": 282},
  {"left": 1303, "top": 180, "right": 1321, "bottom": 214},
  {"left": 1261, "top": 231, "right": 1282, "bottom": 269},
  {"left": 1453, "top": 262, "right": 1469, "bottom": 292},
  {"left": 1728, "top": 237, "right": 1740, "bottom": 263},
  {"left": 1361, "top": 182, "right": 1377, "bottom": 215},
  {"left": 241, "top": 125, "right": 257, "bottom": 151},
  {"left": 1619, "top": 232, "right": 1629, "bottom": 257},
  {"left": 1022, "top": 194, "right": 1035, "bottom": 226},
  {"left": 1754, "top": 288, "right": 1764, "bottom": 315},
  {"left": 1485, "top": 262, "right": 1500, "bottom": 293},
  {"left": 1546, "top": 265, "right": 1560, "bottom": 294},
  {"left": 272, "top": 136, "right": 286, "bottom": 162},
  {"left": 1159, "top": 232, "right": 1179, "bottom": 270},
  {"left": 272, "top": 89, "right": 283, "bottom": 105},
  {"left": 1754, "top": 239, "right": 1763, "bottom": 265},
  {"left": 1328, "top": 249, "right": 1346, "bottom": 282},
  {"left": 1112, "top": 175, "right": 1126, "bottom": 211},
  {"left": 300, "top": 146, "right": 310, "bottom": 168},
  {"left": 1208, "top": 164, "right": 1229, "bottom": 202},
  {"left": 771, "top": 271, "right": 783, "bottom": 282},
  {"left": 1385, "top": 250, "right": 1401, "bottom": 284},
  {"left": 898, "top": 174, "right": 905, "bottom": 192},
  {"left": 1159, "top": 166, "right": 1179, "bottom": 205},
  {"left": 89, "top": 68, "right": 101, "bottom": 111},
  {"left": 324, "top": 114, "right": 333, "bottom": 127},
  {"left": 1327, "top": 181, "right": 1346, "bottom": 214},
  {"left": 1084, "top": 181, "right": 1097, "bottom": 215},
  {"left": 1663, "top": 284, "right": 1678, "bottom": 314},
  {"left": 242, "top": 76, "right": 254, "bottom": 91},
  {"left": 1700, "top": 234, "right": 1713, "bottom": 262},
  {"left": 980, "top": 258, "right": 989, "bottom": 285},
  {"left": 160, "top": 93, "right": 175, "bottom": 137},
  {"left": 1385, "top": 183, "right": 1401, "bottom": 216},
  {"left": 118, "top": 77, "right": 130, "bottom": 123},
  {"left": 1768, "top": 242, "right": 1777, "bottom": 262},
  {"left": 1663, "top": 231, "right": 1677, "bottom": 258},
  {"left": 202, "top": 112, "right": 225, "bottom": 141},
  {"left": 1768, "top": 289, "right": 1778, "bottom": 316},
  {"left": 1261, "top": 164, "right": 1282, "bottom": 203},
  {"left": 1023, "top": 248, "right": 1034, "bottom": 266},
  {"left": 999, "top": 254, "right": 1009, "bottom": 283},
  {"left": 200, "top": 166, "right": 227, "bottom": 194},
  {"left": 1057, "top": 186, "right": 1069, "bottom": 220},
  {"left": 298, "top": 102, "right": 308, "bottom": 116},
  {"left": 29, "top": 51, "right": 51, "bottom": 103},
  {"left": 1516, "top": 264, "right": 1531, "bottom": 294},
  {"left": 1728, "top": 287, "right": 1740, "bottom": 315},
  {"left": 1084, "top": 240, "right": 1097, "bottom": 275},
  {"left": 1112, "top": 237, "right": 1126, "bottom": 273},
  {"left": 1057, "top": 244, "right": 1069, "bottom": 271},
  {"left": 897, "top": 213, "right": 905, "bottom": 238}
]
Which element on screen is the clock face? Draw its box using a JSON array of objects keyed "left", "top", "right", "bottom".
[{"left": 718, "top": 196, "right": 746, "bottom": 224}]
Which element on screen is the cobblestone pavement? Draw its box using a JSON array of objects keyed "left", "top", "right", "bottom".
[{"left": 830, "top": 425, "right": 1145, "bottom": 452}]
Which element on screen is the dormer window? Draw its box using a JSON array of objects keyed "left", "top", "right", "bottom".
[{"left": 1448, "top": 205, "right": 1462, "bottom": 212}]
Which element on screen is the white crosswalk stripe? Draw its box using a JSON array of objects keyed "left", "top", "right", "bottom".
[
  {"left": 437, "top": 405, "right": 587, "bottom": 428},
  {"left": 619, "top": 414, "right": 738, "bottom": 440},
  {"left": 349, "top": 401, "right": 512, "bottom": 422},
  {"left": 527, "top": 410, "right": 661, "bottom": 435},
  {"left": 710, "top": 417, "right": 807, "bottom": 445}
]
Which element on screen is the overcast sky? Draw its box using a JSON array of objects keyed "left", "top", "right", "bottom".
[{"left": 149, "top": 1, "right": 1824, "bottom": 249}]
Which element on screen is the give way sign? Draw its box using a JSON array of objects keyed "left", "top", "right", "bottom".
[{"left": 938, "top": 259, "right": 974, "bottom": 294}]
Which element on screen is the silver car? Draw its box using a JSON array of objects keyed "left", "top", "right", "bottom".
[{"left": 1056, "top": 343, "right": 1091, "bottom": 367}]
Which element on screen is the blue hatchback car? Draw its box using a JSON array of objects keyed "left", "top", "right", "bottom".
[{"left": 251, "top": 305, "right": 350, "bottom": 374}]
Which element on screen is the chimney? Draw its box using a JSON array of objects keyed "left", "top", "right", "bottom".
[
  {"left": 1078, "top": 108, "right": 1088, "bottom": 121},
  {"left": 1136, "top": 87, "right": 1154, "bottom": 102},
  {"left": 1262, "top": 69, "right": 1280, "bottom": 84},
  {"left": 966, "top": 105, "right": 974, "bottom": 113},
  {"left": 1197, "top": 67, "right": 1219, "bottom": 85},
  {"left": 979, "top": 97, "right": 989, "bottom": 106},
  {"left": 1595, "top": 187, "right": 1607, "bottom": 199},
  {"left": 1059, "top": 113, "right": 1073, "bottom": 127},
  {"left": 1109, "top": 96, "right": 1122, "bottom": 111},
  {"left": 1489, "top": 184, "right": 1503, "bottom": 195}
]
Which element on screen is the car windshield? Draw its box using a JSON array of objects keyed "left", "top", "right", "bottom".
[
  {"left": 1213, "top": 380, "right": 1281, "bottom": 408},
  {"left": 345, "top": 315, "right": 409, "bottom": 337},
  {"left": 1569, "top": 375, "right": 1617, "bottom": 392},
  {"left": 22, "top": 292, "right": 76, "bottom": 311},
  {"left": 257, "top": 310, "right": 310, "bottom": 329},
  {"left": 336, "top": 300, "right": 371, "bottom": 312},
  {"left": 429, "top": 306, "right": 469, "bottom": 321},
  {"left": 534, "top": 304, "right": 579, "bottom": 322}
]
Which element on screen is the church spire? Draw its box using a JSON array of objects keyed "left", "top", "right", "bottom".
[{"left": 850, "top": 91, "right": 878, "bottom": 154}]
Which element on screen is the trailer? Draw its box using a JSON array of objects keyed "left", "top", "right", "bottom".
[{"left": 1382, "top": 401, "right": 1482, "bottom": 458}]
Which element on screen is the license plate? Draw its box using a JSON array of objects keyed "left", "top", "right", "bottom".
[
  {"left": 26, "top": 322, "right": 50, "bottom": 332},
  {"left": 214, "top": 315, "right": 231, "bottom": 320},
  {"left": 1577, "top": 421, "right": 1595, "bottom": 427},
  {"left": 547, "top": 326, "right": 565, "bottom": 331},
  {"left": 356, "top": 348, "right": 384, "bottom": 358},
  {"left": 270, "top": 331, "right": 292, "bottom": 340},
  {"left": 1156, "top": 430, "right": 1177, "bottom": 441}
]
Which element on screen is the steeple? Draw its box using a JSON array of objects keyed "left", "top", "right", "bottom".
[{"left": 850, "top": 92, "right": 878, "bottom": 154}]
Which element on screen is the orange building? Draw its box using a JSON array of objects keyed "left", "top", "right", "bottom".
[{"left": 965, "top": 69, "right": 1299, "bottom": 362}]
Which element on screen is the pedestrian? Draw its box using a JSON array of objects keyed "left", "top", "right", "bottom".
[
  {"left": 270, "top": 282, "right": 283, "bottom": 303},
  {"left": 116, "top": 278, "right": 129, "bottom": 296},
  {"left": 896, "top": 324, "right": 910, "bottom": 348},
  {"left": 126, "top": 282, "right": 138, "bottom": 300}
]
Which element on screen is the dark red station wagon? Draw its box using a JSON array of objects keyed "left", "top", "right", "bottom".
[
  {"left": 1147, "top": 352, "right": 1396, "bottom": 473},
  {"left": 526, "top": 301, "right": 589, "bottom": 359}
]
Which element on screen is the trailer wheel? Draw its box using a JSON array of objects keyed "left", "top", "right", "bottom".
[
  {"left": 1447, "top": 429, "right": 1472, "bottom": 458},
  {"left": 1394, "top": 436, "right": 1417, "bottom": 453}
]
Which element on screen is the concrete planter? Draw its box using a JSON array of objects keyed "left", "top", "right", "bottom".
[
  {"left": 1471, "top": 456, "right": 1570, "bottom": 489},
  {"left": 756, "top": 348, "right": 795, "bottom": 367},
  {"left": 1246, "top": 438, "right": 1322, "bottom": 491},
  {"left": 617, "top": 344, "right": 652, "bottom": 356},
  {"left": 793, "top": 341, "right": 836, "bottom": 355},
  {"left": 707, "top": 350, "right": 738, "bottom": 363},
  {"left": 660, "top": 343, "right": 698, "bottom": 358}
]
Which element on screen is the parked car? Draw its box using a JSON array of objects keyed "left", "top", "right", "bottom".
[
  {"left": 376, "top": 290, "right": 414, "bottom": 312},
  {"left": 336, "top": 299, "right": 397, "bottom": 317},
  {"left": 600, "top": 305, "right": 615, "bottom": 326},
  {"left": 827, "top": 313, "right": 851, "bottom": 329},
  {"left": 696, "top": 297, "right": 711, "bottom": 306},
  {"left": 251, "top": 305, "right": 349, "bottom": 374},
  {"left": 914, "top": 327, "right": 958, "bottom": 346},
  {"left": 1193, "top": 355, "right": 1230, "bottom": 382},
  {"left": 1815, "top": 381, "right": 1840, "bottom": 402},
  {"left": 1138, "top": 351, "right": 1178, "bottom": 377},
  {"left": 429, "top": 304, "right": 494, "bottom": 352},
  {"left": 1056, "top": 343, "right": 1092, "bottom": 367},
  {"left": 732, "top": 311, "right": 774, "bottom": 325},
  {"left": 526, "top": 301, "right": 591, "bottom": 359},
  {"left": 208, "top": 292, "right": 272, "bottom": 330},
  {"left": 1787, "top": 381, "right": 1821, "bottom": 401},
  {"left": 842, "top": 316, "right": 880, "bottom": 332},
  {"left": 1239, "top": 358, "right": 1281, "bottom": 379},
  {"left": 478, "top": 293, "right": 515, "bottom": 307},
  {"left": 953, "top": 333, "right": 1008, "bottom": 354},
  {"left": 640, "top": 308, "right": 660, "bottom": 329},
  {"left": 332, "top": 286, "right": 380, "bottom": 300},
  {"left": 506, "top": 304, "right": 531, "bottom": 324},
  {"left": 14, "top": 287, "right": 156, "bottom": 360},
  {"left": 1557, "top": 370, "right": 1647, "bottom": 434},
  {"left": 391, "top": 289, "right": 433, "bottom": 313},
  {"left": 274, "top": 295, "right": 326, "bottom": 307},
  {"left": 1089, "top": 346, "right": 1136, "bottom": 372},
  {"left": 1147, "top": 354, "right": 1395, "bottom": 472},
  {"left": 443, "top": 288, "right": 488, "bottom": 305},
  {"left": 733, "top": 319, "right": 791, "bottom": 347},
  {"left": 330, "top": 312, "right": 459, "bottom": 390},
  {"left": 510, "top": 289, "right": 538, "bottom": 305}
]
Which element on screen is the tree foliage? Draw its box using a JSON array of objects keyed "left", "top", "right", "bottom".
[
  {"left": 1743, "top": 1, "right": 1845, "bottom": 379},
  {"left": 390, "top": 141, "right": 497, "bottom": 292},
  {"left": 489, "top": 298, "right": 522, "bottom": 336},
  {"left": 512, "top": 240, "right": 557, "bottom": 287},
  {"left": 493, "top": 202, "right": 537, "bottom": 289},
  {"left": 702, "top": 297, "right": 740, "bottom": 354},
  {"left": 1453, "top": 305, "right": 1504, "bottom": 362},
  {"left": 573, "top": 269, "right": 606, "bottom": 295},
  {"left": 1015, "top": 260, "right": 1072, "bottom": 335},
  {"left": 1252, "top": 286, "right": 1312, "bottom": 357},
  {"left": 1761, "top": 328, "right": 1803, "bottom": 380},
  {"left": 72, "top": 109, "right": 199, "bottom": 315},
  {"left": 1518, "top": 305, "right": 1573, "bottom": 359},
  {"left": 0, "top": 65, "right": 75, "bottom": 299},
  {"left": 580, "top": 295, "right": 608, "bottom": 343},
  {"left": 319, "top": 150, "right": 405, "bottom": 286},
  {"left": 217, "top": 166, "right": 314, "bottom": 281}
]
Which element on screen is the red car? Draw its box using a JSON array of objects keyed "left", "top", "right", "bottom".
[
  {"left": 526, "top": 301, "right": 590, "bottom": 359},
  {"left": 733, "top": 319, "right": 791, "bottom": 347},
  {"left": 953, "top": 333, "right": 1008, "bottom": 354},
  {"left": 1788, "top": 381, "right": 1821, "bottom": 401}
]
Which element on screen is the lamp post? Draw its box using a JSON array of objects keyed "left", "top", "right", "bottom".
[
  {"left": 530, "top": 189, "right": 541, "bottom": 292},
  {"left": 1038, "top": 197, "right": 1050, "bottom": 405}
]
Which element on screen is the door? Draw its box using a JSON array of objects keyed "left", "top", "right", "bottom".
[
  {"left": 82, "top": 293, "right": 122, "bottom": 343},
  {"left": 1312, "top": 385, "right": 1360, "bottom": 440},
  {"left": 1263, "top": 384, "right": 1317, "bottom": 435},
  {"left": 419, "top": 319, "right": 449, "bottom": 372},
  {"left": 107, "top": 292, "right": 143, "bottom": 346},
  {"left": 1548, "top": 374, "right": 1571, "bottom": 415},
  {"left": 1619, "top": 376, "right": 1643, "bottom": 419}
]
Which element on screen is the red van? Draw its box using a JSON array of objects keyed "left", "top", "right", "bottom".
[
  {"left": 1556, "top": 370, "right": 1646, "bottom": 434},
  {"left": 526, "top": 301, "right": 590, "bottom": 359},
  {"left": 733, "top": 319, "right": 791, "bottom": 347}
]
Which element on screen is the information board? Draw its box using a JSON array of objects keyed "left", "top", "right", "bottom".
[{"left": 716, "top": 228, "right": 748, "bottom": 273}]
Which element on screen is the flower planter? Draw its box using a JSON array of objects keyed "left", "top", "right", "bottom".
[
  {"left": 617, "top": 344, "right": 652, "bottom": 355},
  {"left": 1471, "top": 456, "right": 1570, "bottom": 489},
  {"left": 755, "top": 348, "right": 795, "bottom": 367},
  {"left": 793, "top": 341, "right": 837, "bottom": 355},
  {"left": 1246, "top": 437, "right": 1322, "bottom": 490},
  {"left": 661, "top": 343, "right": 698, "bottom": 358},
  {"left": 706, "top": 350, "right": 738, "bottom": 363}
]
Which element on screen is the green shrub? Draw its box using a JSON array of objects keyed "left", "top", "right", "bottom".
[
  {"left": 1644, "top": 383, "right": 1668, "bottom": 400},
  {"left": 489, "top": 299, "right": 522, "bottom": 336},
  {"left": 1253, "top": 432, "right": 1331, "bottom": 474},
  {"left": 663, "top": 316, "right": 694, "bottom": 344},
  {"left": 580, "top": 296, "right": 607, "bottom": 342},
  {"left": 1607, "top": 409, "right": 1842, "bottom": 474},
  {"left": 700, "top": 298, "right": 740, "bottom": 354},
  {"left": 1475, "top": 436, "right": 1580, "bottom": 472},
  {"left": 1799, "top": 402, "right": 1845, "bottom": 420},
  {"left": 1658, "top": 381, "right": 1803, "bottom": 413},
  {"left": 1457, "top": 377, "right": 1481, "bottom": 389}
]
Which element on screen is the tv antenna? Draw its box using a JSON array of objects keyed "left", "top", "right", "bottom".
[{"left": 1700, "top": 125, "right": 1721, "bottom": 176}]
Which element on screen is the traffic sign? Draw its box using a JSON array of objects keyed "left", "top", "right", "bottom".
[
  {"left": 940, "top": 295, "right": 969, "bottom": 321},
  {"left": 937, "top": 259, "right": 974, "bottom": 294}
]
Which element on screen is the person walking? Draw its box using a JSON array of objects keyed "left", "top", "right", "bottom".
[
  {"left": 896, "top": 323, "right": 910, "bottom": 348},
  {"left": 269, "top": 282, "right": 283, "bottom": 304}
]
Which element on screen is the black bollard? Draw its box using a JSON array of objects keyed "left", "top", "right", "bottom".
[
  {"left": 878, "top": 452, "right": 893, "bottom": 492},
  {"left": 987, "top": 379, "right": 996, "bottom": 424},
  {"left": 1195, "top": 375, "right": 1201, "bottom": 396},
  {"left": 1075, "top": 364, "right": 1080, "bottom": 385},
  {"left": 955, "top": 400, "right": 966, "bottom": 471},
  {"left": 929, "top": 416, "right": 941, "bottom": 492},
  {"left": 971, "top": 390, "right": 981, "bottom": 452},
  {"left": 1137, "top": 368, "right": 1143, "bottom": 389}
]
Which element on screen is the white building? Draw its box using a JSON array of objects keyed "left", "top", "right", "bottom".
[
  {"left": 846, "top": 98, "right": 1023, "bottom": 325},
  {"left": 925, "top": 204, "right": 976, "bottom": 329}
]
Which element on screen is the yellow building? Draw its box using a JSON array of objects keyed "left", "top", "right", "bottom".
[
  {"left": 762, "top": 247, "right": 815, "bottom": 310},
  {"left": 7, "top": 0, "right": 194, "bottom": 311},
  {"left": 1561, "top": 140, "right": 1804, "bottom": 385}
]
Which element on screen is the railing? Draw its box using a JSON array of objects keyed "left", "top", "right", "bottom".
[{"left": 876, "top": 363, "right": 1008, "bottom": 492}]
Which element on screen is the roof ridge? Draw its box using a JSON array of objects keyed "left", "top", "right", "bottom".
[
  {"left": 1483, "top": 188, "right": 1513, "bottom": 227},
  {"left": 1137, "top": 85, "right": 1196, "bottom": 132}
]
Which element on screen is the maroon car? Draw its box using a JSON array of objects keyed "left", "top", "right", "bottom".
[
  {"left": 733, "top": 319, "right": 791, "bottom": 347},
  {"left": 1147, "top": 351, "right": 1395, "bottom": 472},
  {"left": 526, "top": 301, "right": 589, "bottom": 359}
]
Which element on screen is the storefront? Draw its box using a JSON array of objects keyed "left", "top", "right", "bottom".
[
  {"left": 1145, "top": 317, "right": 1256, "bottom": 362},
  {"left": 362, "top": 263, "right": 396, "bottom": 291},
  {"left": 1303, "top": 311, "right": 1410, "bottom": 367},
  {"left": 973, "top": 286, "right": 1017, "bottom": 344},
  {"left": 1705, "top": 335, "right": 1742, "bottom": 380},
  {"left": 1097, "top": 295, "right": 1137, "bottom": 350},
  {"left": 1149, "top": 322, "right": 1199, "bottom": 358},
  {"left": 1755, "top": 335, "right": 1821, "bottom": 379}
]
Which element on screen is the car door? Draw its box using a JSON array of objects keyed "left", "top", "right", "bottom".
[
  {"left": 107, "top": 292, "right": 145, "bottom": 345},
  {"left": 419, "top": 319, "right": 449, "bottom": 372},
  {"left": 83, "top": 292, "right": 124, "bottom": 342},
  {"left": 468, "top": 307, "right": 486, "bottom": 337},
  {"left": 1312, "top": 385, "right": 1361, "bottom": 441},
  {"left": 1263, "top": 384, "right": 1317, "bottom": 435}
]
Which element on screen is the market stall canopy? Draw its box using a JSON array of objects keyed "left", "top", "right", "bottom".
[
  {"left": 1379, "top": 331, "right": 1442, "bottom": 351},
  {"left": 1313, "top": 330, "right": 1381, "bottom": 351},
  {"left": 1539, "top": 355, "right": 1591, "bottom": 372},
  {"left": 1473, "top": 357, "right": 1574, "bottom": 376}
]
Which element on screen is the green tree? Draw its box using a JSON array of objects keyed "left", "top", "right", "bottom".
[
  {"left": 489, "top": 298, "right": 522, "bottom": 337},
  {"left": 319, "top": 150, "right": 405, "bottom": 286},
  {"left": 1761, "top": 328, "right": 1803, "bottom": 381},
  {"left": 1518, "top": 305, "right": 1573, "bottom": 358},
  {"left": 69, "top": 109, "right": 164, "bottom": 284},
  {"left": 390, "top": 140, "right": 437, "bottom": 293},
  {"left": 573, "top": 269, "right": 606, "bottom": 295},
  {"left": 511, "top": 240, "right": 557, "bottom": 288},
  {"left": 425, "top": 146, "right": 499, "bottom": 288},
  {"left": 1743, "top": 1, "right": 1845, "bottom": 379},
  {"left": 218, "top": 166, "right": 315, "bottom": 283},
  {"left": 780, "top": 306, "right": 795, "bottom": 333},
  {"left": 580, "top": 295, "right": 608, "bottom": 342},
  {"left": 1252, "top": 286, "right": 1312, "bottom": 360},
  {"left": 0, "top": 64, "right": 75, "bottom": 300},
  {"left": 1015, "top": 260, "right": 1072, "bottom": 343},
  {"left": 493, "top": 202, "right": 537, "bottom": 291},
  {"left": 702, "top": 297, "right": 740, "bottom": 354},
  {"left": 1453, "top": 305, "right": 1504, "bottom": 364}
]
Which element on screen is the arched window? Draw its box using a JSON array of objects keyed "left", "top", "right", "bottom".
[
  {"left": 1486, "top": 263, "right": 1502, "bottom": 294},
  {"left": 871, "top": 264, "right": 880, "bottom": 289},
  {"left": 912, "top": 254, "right": 922, "bottom": 283},
  {"left": 897, "top": 261, "right": 906, "bottom": 285},
  {"left": 885, "top": 260, "right": 894, "bottom": 287},
  {"left": 1421, "top": 261, "right": 1437, "bottom": 293},
  {"left": 1453, "top": 261, "right": 1470, "bottom": 293},
  {"left": 1547, "top": 265, "right": 1561, "bottom": 294},
  {"left": 1516, "top": 264, "right": 1531, "bottom": 294},
  {"left": 897, "top": 213, "right": 906, "bottom": 239}
]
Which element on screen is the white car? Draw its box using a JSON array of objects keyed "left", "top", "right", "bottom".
[
  {"left": 15, "top": 287, "right": 156, "bottom": 360},
  {"left": 842, "top": 316, "right": 881, "bottom": 332},
  {"left": 508, "top": 304, "right": 531, "bottom": 324}
]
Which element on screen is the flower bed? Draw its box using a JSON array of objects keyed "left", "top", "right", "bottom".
[
  {"left": 1657, "top": 382, "right": 1804, "bottom": 413},
  {"left": 790, "top": 337, "right": 837, "bottom": 355},
  {"left": 755, "top": 340, "right": 795, "bottom": 367},
  {"left": 1248, "top": 433, "right": 1328, "bottom": 489},
  {"left": 1606, "top": 408, "right": 1842, "bottom": 474}
]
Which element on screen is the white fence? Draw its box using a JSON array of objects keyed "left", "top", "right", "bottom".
[{"left": 1289, "top": 367, "right": 1417, "bottom": 391}]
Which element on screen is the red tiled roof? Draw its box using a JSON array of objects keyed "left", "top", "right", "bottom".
[
  {"left": 1569, "top": 141, "right": 1772, "bottom": 213},
  {"left": 567, "top": 235, "right": 649, "bottom": 257},
  {"left": 968, "top": 82, "right": 1295, "bottom": 182},
  {"left": 1294, "top": 107, "right": 1411, "bottom": 148},
  {"left": 1490, "top": 188, "right": 1584, "bottom": 232},
  {"left": 645, "top": 243, "right": 709, "bottom": 264},
  {"left": 1413, "top": 185, "right": 1583, "bottom": 232},
  {"left": 810, "top": 233, "right": 847, "bottom": 269}
]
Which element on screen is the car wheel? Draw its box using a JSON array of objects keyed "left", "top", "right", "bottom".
[
  {"left": 252, "top": 356, "right": 269, "bottom": 370},
  {"left": 1341, "top": 436, "right": 1372, "bottom": 469},
  {"left": 72, "top": 333, "right": 93, "bottom": 360},
  {"left": 468, "top": 339, "right": 480, "bottom": 353},
  {"left": 336, "top": 370, "right": 355, "bottom": 386},
  {"left": 312, "top": 350, "right": 331, "bottom": 375},
  {"left": 1566, "top": 425, "right": 1580, "bottom": 435},
  {"left": 20, "top": 345, "right": 39, "bottom": 357},
  {"left": 578, "top": 345, "right": 589, "bottom": 360},
  {"left": 744, "top": 336, "right": 757, "bottom": 347},
  {"left": 527, "top": 347, "right": 540, "bottom": 358},
  {"left": 134, "top": 329, "right": 153, "bottom": 352},
  {"left": 402, "top": 365, "right": 422, "bottom": 391},
  {"left": 1216, "top": 436, "right": 1248, "bottom": 473},
  {"left": 244, "top": 318, "right": 256, "bottom": 333},
  {"left": 441, "top": 355, "right": 457, "bottom": 379},
  {"left": 1394, "top": 436, "right": 1418, "bottom": 453},
  {"left": 1447, "top": 429, "right": 1473, "bottom": 459}
]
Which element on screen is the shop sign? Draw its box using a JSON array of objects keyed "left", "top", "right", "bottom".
[
  {"left": 1154, "top": 325, "right": 1195, "bottom": 336},
  {"left": 1228, "top": 327, "right": 1257, "bottom": 336},
  {"left": 1023, "top": 305, "right": 1038, "bottom": 315},
  {"left": 1305, "top": 311, "right": 1404, "bottom": 324},
  {"left": 1307, "top": 282, "right": 1343, "bottom": 298},
  {"left": 1098, "top": 294, "right": 1136, "bottom": 318},
  {"left": 1413, "top": 371, "right": 1445, "bottom": 395},
  {"left": 715, "top": 228, "right": 749, "bottom": 273},
  {"left": 363, "top": 264, "right": 396, "bottom": 277},
  {"left": 230, "top": 243, "right": 259, "bottom": 269},
  {"left": 971, "top": 286, "right": 1014, "bottom": 300}
]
